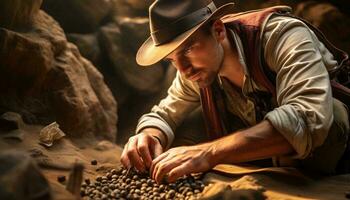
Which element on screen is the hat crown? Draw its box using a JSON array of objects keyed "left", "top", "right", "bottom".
[{"left": 149, "top": 0, "right": 216, "bottom": 45}]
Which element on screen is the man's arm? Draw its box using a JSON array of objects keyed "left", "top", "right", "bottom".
[
  {"left": 211, "top": 120, "right": 293, "bottom": 164},
  {"left": 136, "top": 71, "right": 201, "bottom": 149},
  {"left": 121, "top": 71, "right": 201, "bottom": 171},
  {"left": 150, "top": 120, "right": 294, "bottom": 183},
  {"left": 262, "top": 16, "right": 335, "bottom": 159}
]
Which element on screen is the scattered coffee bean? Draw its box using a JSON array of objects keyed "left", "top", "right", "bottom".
[
  {"left": 57, "top": 175, "right": 66, "bottom": 183},
  {"left": 91, "top": 159, "right": 98, "bottom": 165}
]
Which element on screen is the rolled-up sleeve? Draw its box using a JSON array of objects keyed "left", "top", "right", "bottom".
[
  {"left": 263, "top": 16, "right": 336, "bottom": 158},
  {"left": 136, "top": 71, "right": 200, "bottom": 149}
]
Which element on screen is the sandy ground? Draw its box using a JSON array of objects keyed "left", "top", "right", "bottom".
[{"left": 1, "top": 124, "right": 349, "bottom": 200}]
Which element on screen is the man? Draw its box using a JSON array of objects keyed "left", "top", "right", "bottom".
[{"left": 121, "top": 0, "right": 350, "bottom": 183}]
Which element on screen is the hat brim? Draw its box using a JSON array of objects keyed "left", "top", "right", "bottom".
[{"left": 136, "top": 3, "right": 235, "bottom": 66}]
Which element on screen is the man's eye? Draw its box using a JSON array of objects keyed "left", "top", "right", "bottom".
[{"left": 184, "top": 46, "right": 194, "bottom": 55}]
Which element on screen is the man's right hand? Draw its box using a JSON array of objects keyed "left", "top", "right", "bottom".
[{"left": 120, "top": 128, "right": 165, "bottom": 172}]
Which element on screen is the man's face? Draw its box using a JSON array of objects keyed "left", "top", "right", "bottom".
[{"left": 164, "top": 27, "right": 224, "bottom": 88}]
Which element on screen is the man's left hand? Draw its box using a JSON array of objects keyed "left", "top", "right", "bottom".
[{"left": 150, "top": 143, "right": 217, "bottom": 183}]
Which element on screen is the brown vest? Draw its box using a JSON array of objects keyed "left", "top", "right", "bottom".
[{"left": 200, "top": 6, "right": 349, "bottom": 140}]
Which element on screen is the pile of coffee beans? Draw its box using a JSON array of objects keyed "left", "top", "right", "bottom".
[{"left": 80, "top": 168, "right": 206, "bottom": 200}]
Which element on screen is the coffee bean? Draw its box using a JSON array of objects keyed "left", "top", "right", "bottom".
[
  {"left": 84, "top": 178, "right": 90, "bottom": 184},
  {"left": 96, "top": 176, "right": 102, "bottom": 182},
  {"left": 80, "top": 167, "right": 206, "bottom": 199},
  {"left": 126, "top": 178, "right": 131, "bottom": 184},
  {"left": 105, "top": 173, "right": 111, "bottom": 179},
  {"left": 101, "top": 194, "right": 108, "bottom": 200},
  {"left": 111, "top": 174, "right": 118, "bottom": 179},
  {"left": 91, "top": 159, "right": 97, "bottom": 165},
  {"left": 57, "top": 175, "right": 66, "bottom": 183}
]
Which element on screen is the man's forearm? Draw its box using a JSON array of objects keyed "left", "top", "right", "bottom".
[{"left": 210, "top": 120, "right": 294, "bottom": 165}]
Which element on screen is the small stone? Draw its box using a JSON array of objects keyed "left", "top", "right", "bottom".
[
  {"left": 57, "top": 175, "right": 66, "bottom": 183},
  {"left": 91, "top": 159, "right": 98, "bottom": 165}
]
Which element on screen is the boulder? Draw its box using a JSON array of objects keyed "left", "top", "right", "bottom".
[
  {"left": 67, "top": 33, "right": 101, "bottom": 66},
  {"left": 41, "top": 0, "right": 115, "bottom": 33},
  {"left": 0, "top": 9, "right": 117, "bottom": 141},
  {"left": 0, "top": 151, "right": 52, "bottom": 200},
  {"left": 98, "top": 18, "right": 167, "bottom": 95},
  {"left": 0, "top": 0, "right": 43, "bottom": 30},
  {"left": 114, "top": 0, "right": 151, "bottom": 17}
]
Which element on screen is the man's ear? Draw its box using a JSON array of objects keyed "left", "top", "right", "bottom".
[{"left": 212, "top": 19, "right": 226, "bottom": 42}]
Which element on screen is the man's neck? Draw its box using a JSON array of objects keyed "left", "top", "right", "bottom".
[{"left": 218, "top": 35, "right": 245, "bottom": 89}]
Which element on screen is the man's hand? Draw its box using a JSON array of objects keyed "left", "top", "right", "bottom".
[
  {"left": 150, "top": 143, "right": 217, "bottom": 184},
  {"left": 120, "top": 128, "right": 165, "bottom": 172}
]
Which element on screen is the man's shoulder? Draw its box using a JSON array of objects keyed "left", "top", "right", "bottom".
[{"left": 264, "top": 14, "right": 308, "bottom": 32}]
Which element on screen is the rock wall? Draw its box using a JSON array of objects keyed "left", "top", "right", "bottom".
[{"left": 0, "top": 0, "right": 117, "bottom": 141}]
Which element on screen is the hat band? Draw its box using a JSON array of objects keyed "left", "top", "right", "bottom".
[{"left": 151, "top": 2, "right": 216, "bottom": 46}]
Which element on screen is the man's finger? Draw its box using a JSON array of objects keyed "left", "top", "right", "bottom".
[
  {"left": 136, "top": 136, "right": 153, "bottom": 168},
  {"left": 154, "top": 158, "right": 181, "bottom": 184},
  {"left": 150, "top": 152, "right": 168, "bottom": 178},
  {"left": 127, "top": 137, "right": 146, "bottom": 172},
  {"left": 167, "top": 162, "right": 192, "bottom": 183},
  {"left": 150, "top": 137, "right": 163, "bottom": 159},
  {"left": 151, "top": 153, "right": 177, "bottom": 182},
  {"left": 120, "top": 143, "right": 131, "bottom": 168}
]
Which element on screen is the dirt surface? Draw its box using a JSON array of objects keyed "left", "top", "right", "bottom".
[
  {"left": 0, "top": 124, "right": 122, "bottom": 200},
  {"left": 1, "top": 124, "right": 349, "bottom": 200}
]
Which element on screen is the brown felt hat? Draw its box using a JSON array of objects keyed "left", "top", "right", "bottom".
[{"left": 136, "top": 0, "right": 235, "bottom": 66}]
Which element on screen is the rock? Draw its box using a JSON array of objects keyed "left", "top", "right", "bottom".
[
  {"left": 42, "top": 0, "right": 115, "bottom": 33},
  {"left": 67, "top": 33, "right": 101, "bottom": 65},
  {"left": 0, "top": 112, "right": 24, "bottom": 132},
  {"left": 98, "top": 18, "right": 166, "bottom": 95},
  {"left": 125, "top": 0, "right": 152, "bottom": 11},
  {"left": 114, "top": 0, "right": 151, "bottom": 17},
  {"left": 0, "top": 150, "right": 52, "bottom": 200},
  {"left": 0, "top": 0, "right": 43, "bottom": 30},
  {"left": 0, "top": 9, "right": 117, "bottom": 140},
  {"left": 0, "top": 112, "right": 26, "bottom": 141}
]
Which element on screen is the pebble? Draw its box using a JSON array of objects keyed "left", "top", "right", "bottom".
[
  {"left": 91, "top": 159, "right": 98, "bottom": 165},
  {"left": 57, "top": 175, "right": 66, "bottom": 183}
]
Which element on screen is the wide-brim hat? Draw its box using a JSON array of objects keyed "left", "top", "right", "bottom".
[{"left": 136, "top": 1, "right": 235, "bottom": 66}]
